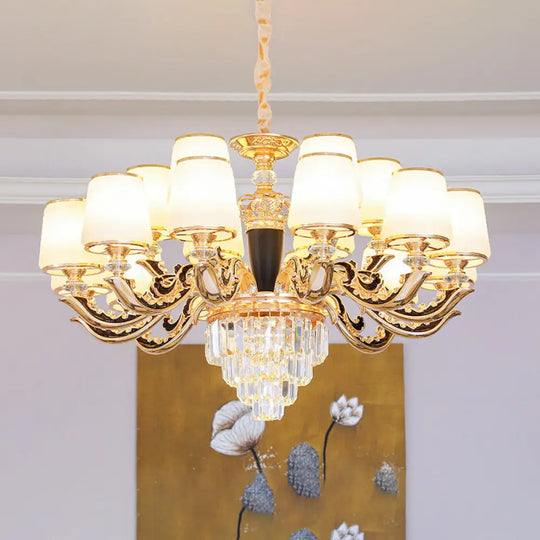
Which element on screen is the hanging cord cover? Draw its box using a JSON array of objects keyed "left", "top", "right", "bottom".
[{"left": 254, "top": 0, "right": 272, "bottom": 133}]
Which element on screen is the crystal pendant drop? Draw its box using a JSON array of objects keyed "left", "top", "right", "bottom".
[{"left": 205, "top": 295, "right": 329, "bottom": 421}]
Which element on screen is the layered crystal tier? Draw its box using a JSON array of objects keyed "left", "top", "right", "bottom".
[{"left": 205, "top": 311, "right": 328, "bottom": 420}]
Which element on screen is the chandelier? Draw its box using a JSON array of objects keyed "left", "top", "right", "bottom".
[{"left": 38, "top": 0, "right": 490, "bottom": 421}]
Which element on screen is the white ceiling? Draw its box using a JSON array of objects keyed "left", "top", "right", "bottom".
[
  {"left": 2, "top": 0, "right": 540, "bottom": 94},
  {"left": 0, "top": 0, "right": 539, "bottom": 273}
]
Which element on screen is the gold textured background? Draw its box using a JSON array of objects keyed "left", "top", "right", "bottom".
[{"left": 138, "top": 343, "right": 405, "bottom": 539}]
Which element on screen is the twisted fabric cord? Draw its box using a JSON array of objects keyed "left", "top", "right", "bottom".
[{"left": 254, "top": 0, "right": 272, "bottom": 133}]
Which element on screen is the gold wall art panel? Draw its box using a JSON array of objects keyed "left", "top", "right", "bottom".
[{"left": 137, "top": 344, "right": 405, "bottom": 540}]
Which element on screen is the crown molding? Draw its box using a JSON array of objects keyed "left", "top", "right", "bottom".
[
  {"left": 1, "top": 174, "right": 539, "bottom": 205},
  {"left": 1, "top": 90, "right": 540, "bottom": 104},
  {"left": 1, "top": 271, "right": 539, "bottom": 283},
  {"left": 0, "top": 272, "right": 47, "bottom": 282}
]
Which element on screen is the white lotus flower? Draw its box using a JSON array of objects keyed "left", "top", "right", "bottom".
[
  {"left": 210, "top": 400, "right": 265, "bottom": 456},
  {"left": 331, "top": 522, "right": 364, "bottom": 540},
  {"left": 330, "top": 395, "right": 364, "bottom": 426}
]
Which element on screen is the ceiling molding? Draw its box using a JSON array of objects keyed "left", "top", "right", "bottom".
[
  {"left": 480, "top": 272, "right": 540, "bottom": 282},
  {"left": 1, "top": 174, "right": 539, "bottom": 205},
  {"left": 1, "top": 90, "right": 540, "bottom": 104},
  {"left": 0, "top": 272, "right": 47, "bottom": 282},
  {"left": 1, "top": 271, "right": 539, "bottom": 283}
]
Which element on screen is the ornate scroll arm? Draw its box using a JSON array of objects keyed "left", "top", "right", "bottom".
[
  {"left": 106, "top": 263, "right": 195, "bottom": 314},
  {"left": 135, "top": 258, "right": 168, "bottom": 277},
  {"left": 365, "top": 308, "right": 460, "bottom": 338},
  {"left": 136, "top": 296, "right": 206, "bottom": 355},
  {"left": 60, "top": 295, "right": 155, "bottom": 329},
  {"left": 334, "top": 260, "right": 429, "bottom": 310},
  {"left": 362, "top": 253, "right": 395, "bottom": 273},
  {"left": 325, "top": 294, "right": 394, "bottom": 354},
  {"left": 388, "top": 287, "right": 474, "bottom": 322},
  {"left": 71, "top": 313, "right": 165, "bottom": 343},
  {"left": 194, "top": 250, "right": 249, "bottom": 305},
  {"left": 333, "top": 260, "right": 383, "bottom": 293},
  {"left": 279, "top": 255, "right": 334, "bottom": 304}
]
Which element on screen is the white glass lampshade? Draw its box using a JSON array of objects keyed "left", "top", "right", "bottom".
[
  {"left": 422, "top": 265, "right": 477, "bottom": 291},
  {"left": 51, "top": 271, "right": 109, "bottom": 296},
  {"left": 126, "top": 165, "right": 170, "bottom": 234},
  {"left": 171, "top": 134, "right": 230, "bottom": 169},
  {"left": 357, "top": 158, "right": 401, "bottom": 228},
  {"left": 82, "top": 173, "right": 153, "bottom": 253},
  {"left": 288, "top": 153, "right": 361, "bottom": 238},
  {"left": 299, "top": 133, "right": 358, "bottom": 162},
  {"left": 39, "top": 198, "right": 103, "bottom": 275},
  {"left": 168, "top": 156, "right": 240, "bottom": 241},
  {"left": 291, "top": 235, "right": 355, "bottom": 260},
  {"left": 381, "top": 168, "right": 452, "bottom": 251},
  {"left": 362, "top": 247, "right": 410, "bottom": 290},
  {"left": 431, "top": 189, "right": 491, "bottom": 267}
]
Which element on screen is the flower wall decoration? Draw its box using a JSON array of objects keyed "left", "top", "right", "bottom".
[
  {"left": 331, "top": 522, "right": 365, "bottom": 540},
  {"left": 323, "top": 395, "right": 364, "bottom": 480},
  {"left": 210, "top": 401, "right": 273, "bottom": 539},
  {"left": 139, "top": 344, "right": 405, "bottom": 538},
  {"left": 211, "top": 400, "right": 265, "bottom": 464}
]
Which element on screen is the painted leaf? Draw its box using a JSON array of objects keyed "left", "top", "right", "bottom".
[{"left": 242, "top": 472, "right": 274, "bottom": 514}]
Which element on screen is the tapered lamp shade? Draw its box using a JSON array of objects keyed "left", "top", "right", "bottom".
[
  {"left": 299, "top": 134, "right": 357, "bottom": 162},
  {"left": 422, "top": 265, "right": 477, "bottom": 290},
  {"left": 126, "top": 165, "right": 170, "bottom": 233},
  {"left": 357, "top": 158, "right": 401, "bottom": 227},
  {"left": 431, "top": 189, "right": 490, "bottom": 267},
  {"left": 382, "top": 168, "right": 452, "bottom": 251},
  {"left": 288, "top": 153, "right": 361, "bottom": 238},
  {"left": 82, "top": 173, "right": 153, "bottom": 253},
  {"left": 362, "top": 247, "right": 410, "bottom": 290},
  {"left": 291, "top": 235, "right": 355, "bottom": 260},
  {"left": 39, "top": 199, "right": 103, "bottom": 275},
  {"left": 168, "top": 156, "right": 240, "bottom": 241},
  {"left": 171, "top": 134, "right": 230, "bottom": 169}
]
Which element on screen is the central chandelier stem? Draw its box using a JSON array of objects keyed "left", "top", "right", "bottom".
[{"left": 255, "top": 0, "right": 272, "bottom": 133}]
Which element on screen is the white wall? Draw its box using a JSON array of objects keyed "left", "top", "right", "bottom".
[
  {"left": 404, "top": 279, "right": 540, "bottom": 539},
  {"left": 0, "top": 282, "right": 136, "bottom": 540},
  {"left": 0, "top": 234, "right": 539, "bottom": 540}
]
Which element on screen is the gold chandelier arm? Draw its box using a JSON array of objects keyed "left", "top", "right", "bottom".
[
  {"left": 362, "top": 253, "right": 396, "bottom": 273},
  {"left": 71, "top": 313, "right": 165, "bottom": 343},
  {"left": 106, "top": 264, "right": 195, "bottom": 314},
  {"left": 279, "top": 255, "right": 334, "bottom": 304},
  {"left": 325, "top": 294, "right": 394, "bottom": 354},
  {"left": 365, "top": 308, "right": 460, "bottom": 338},
  {"left": 333, "top": 260, "right": 429, "bottom": 310},
  {"left": 60, "top": 295, "right": 155, "bottom": 329},
  {"left": 135, "top": 258, "right": 168, "bottom": 277},
  {"left": 194, "top": 251, "right": 250, "bottom": 305},
  {"left": 387, "top": 287, "right": 474, "bottom": 322},
  {"left": 136, "top": 296, "right": 206, "bottom": 355},
  {"left": 254, "top": 0, "right": 272, "bottom": 132}
]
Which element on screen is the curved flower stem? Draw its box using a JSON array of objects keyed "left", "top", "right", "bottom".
[
  {"left": 236, "top": 505, "right": 246, "bottom": 540},
  {"left": 322, "top": 420, "right": 336, "bottom": 482},
  {"left": 250, "top": 447, "right": 263, "bottom": 474}
]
